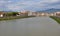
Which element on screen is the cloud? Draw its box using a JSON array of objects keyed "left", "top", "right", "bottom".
[{"left": 0, "top": 0, "right": 60, "bottom": 11}]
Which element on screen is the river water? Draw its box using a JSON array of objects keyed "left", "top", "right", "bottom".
[{"left": 0, "top": 17, "right": 60, "bottom": 36}]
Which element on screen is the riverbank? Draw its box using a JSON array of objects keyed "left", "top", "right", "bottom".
[
  {"left": 0, "top": 16, "right": 35, "bottom": 21},
  {"left": 50, "top": 16, "right": 60, "bottom": 24}
]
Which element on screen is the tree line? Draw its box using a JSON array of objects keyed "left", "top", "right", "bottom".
[{"left": 4, "top": 12, "right": 18, "bottom": 17}]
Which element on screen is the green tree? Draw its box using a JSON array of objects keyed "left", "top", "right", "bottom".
[
  {"left": 6, "top": 12, "right": 18, "bottom": 16},
  {"left": 12, "top": 12, "right": 18, "bottom": 16}
]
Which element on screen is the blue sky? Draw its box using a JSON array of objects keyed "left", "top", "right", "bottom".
[{"left": 0, "top": 0, "right": 60, "bottom": 11}]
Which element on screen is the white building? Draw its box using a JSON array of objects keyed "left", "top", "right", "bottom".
[
  {"left": 41, "top": 13, "right": 45, "bottom": 16},
  {"left": 28, "top": 12, "right": 33, "bottom": 16},
  {"left": 0, "top": 12, "right": 4, "bottom": 17},
  {"left": 0, "top": 14, "right": 3, "bottom": 17}
]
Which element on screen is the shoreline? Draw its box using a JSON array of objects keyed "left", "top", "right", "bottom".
[
  {"left": 50, "top": 16, "right": 60, "bottom": 24},
  {"left": 0, "top": 16, "right": 35, "bottom": 21}
]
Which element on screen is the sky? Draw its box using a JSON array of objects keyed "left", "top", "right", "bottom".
[{"left": 0, "top": 0, "right": 60, "bottom": 11}]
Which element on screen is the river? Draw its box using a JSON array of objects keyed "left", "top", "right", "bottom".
[{"left": 0, "top": 17, "right": 60, "bottom": 36}]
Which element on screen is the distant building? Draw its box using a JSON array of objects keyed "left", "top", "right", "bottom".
[
  {"left": 49, "top": 13, "right": 54, "bottom": 16},
  {"left": 41, "top": 13, "right": 45, "bottom": 16},
  {"left": 56, "top": 12, "right": 60, "bottom": 16},
  {"left": 17, "top": 11, "right": 28, "bottom": 16},
  {"left": 28, "top": 12, "right": 33, "bottom": 16},
  {"left": 0, "top": 12, "right": 5, "bottom": 17},
  {"left": 18, "top": 11, "right": 60, "bottom": 17},
  {"left": 32, "top": 12, "right": 37, "bottom": 16}
]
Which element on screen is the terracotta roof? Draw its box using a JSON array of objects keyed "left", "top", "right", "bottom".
[{"left": 0, "top": 12, "right": 5, "bottom": 15}]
